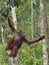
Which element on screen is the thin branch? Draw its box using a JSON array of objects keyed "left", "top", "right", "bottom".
[{"left": 1, "top": 20, "right": 7, "bottom": 48}]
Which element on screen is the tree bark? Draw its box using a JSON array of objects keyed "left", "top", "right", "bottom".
[
  {"left": 11, "top": 6, "right": 17, "bottom": 30},
  {"left": 40, "top": 0, "right": 48, "bottom": 65},
  {"left": 1, "top": 17, "right": 7, "bottom": 48},
  {"left": 11, "top": 6, "right": 18, "bottom": 65}
]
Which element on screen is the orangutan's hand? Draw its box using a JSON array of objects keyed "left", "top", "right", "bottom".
[{"left": 39, "top": 34, "right": 45, "bottom": 40}]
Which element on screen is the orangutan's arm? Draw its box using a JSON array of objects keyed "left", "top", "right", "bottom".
[
  {"left": 8, "top": 16, "right": 17, "bottom": 32},
  {"left": 24, "top": 35, "right": 45, "bottom": 44}
]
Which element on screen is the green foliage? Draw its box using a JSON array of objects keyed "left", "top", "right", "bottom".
[
  {"left": 0, "top": 44, "right": 8, "bottom": 65},
  {"left": 0, "top": 5, "right": 8, "bottom": 16},
  {"left": 8, "top": 0, "right": 27, "bottom": 7},
  {"left": 8, "top": 0, "right": 18, "bottom": 7},
  {"left": 0, "top": 0, "right": 49, "bottom": 65}
]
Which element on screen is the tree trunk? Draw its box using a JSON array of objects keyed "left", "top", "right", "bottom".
[
  {"left": 1, "top": 17, "right": 10, "bottom": 65},
  {"left": 11, "top": 6, "right": 17, "bottom": 30},
  {"left": 1, "top": 17, "right": 7, "bottom": 48},
  {"left": 2, "top": 1, "right": 18, "bottom": 65},
  {"left": 11, "top": 6, "right": 18, "bottom": 65},
  {"left": 40, "top": 0, "right": 48, "bottom": 65},
  {"left": 9, "top": 57, "right": 17, "bottom": 65}
]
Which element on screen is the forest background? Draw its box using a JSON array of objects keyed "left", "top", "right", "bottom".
[{"left": 0, "top": 0, "right": 49, "bottom": 65}]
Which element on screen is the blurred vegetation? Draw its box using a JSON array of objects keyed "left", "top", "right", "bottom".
[{"left": 0, "top": 0, "right": 49, "bottom": 65}]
